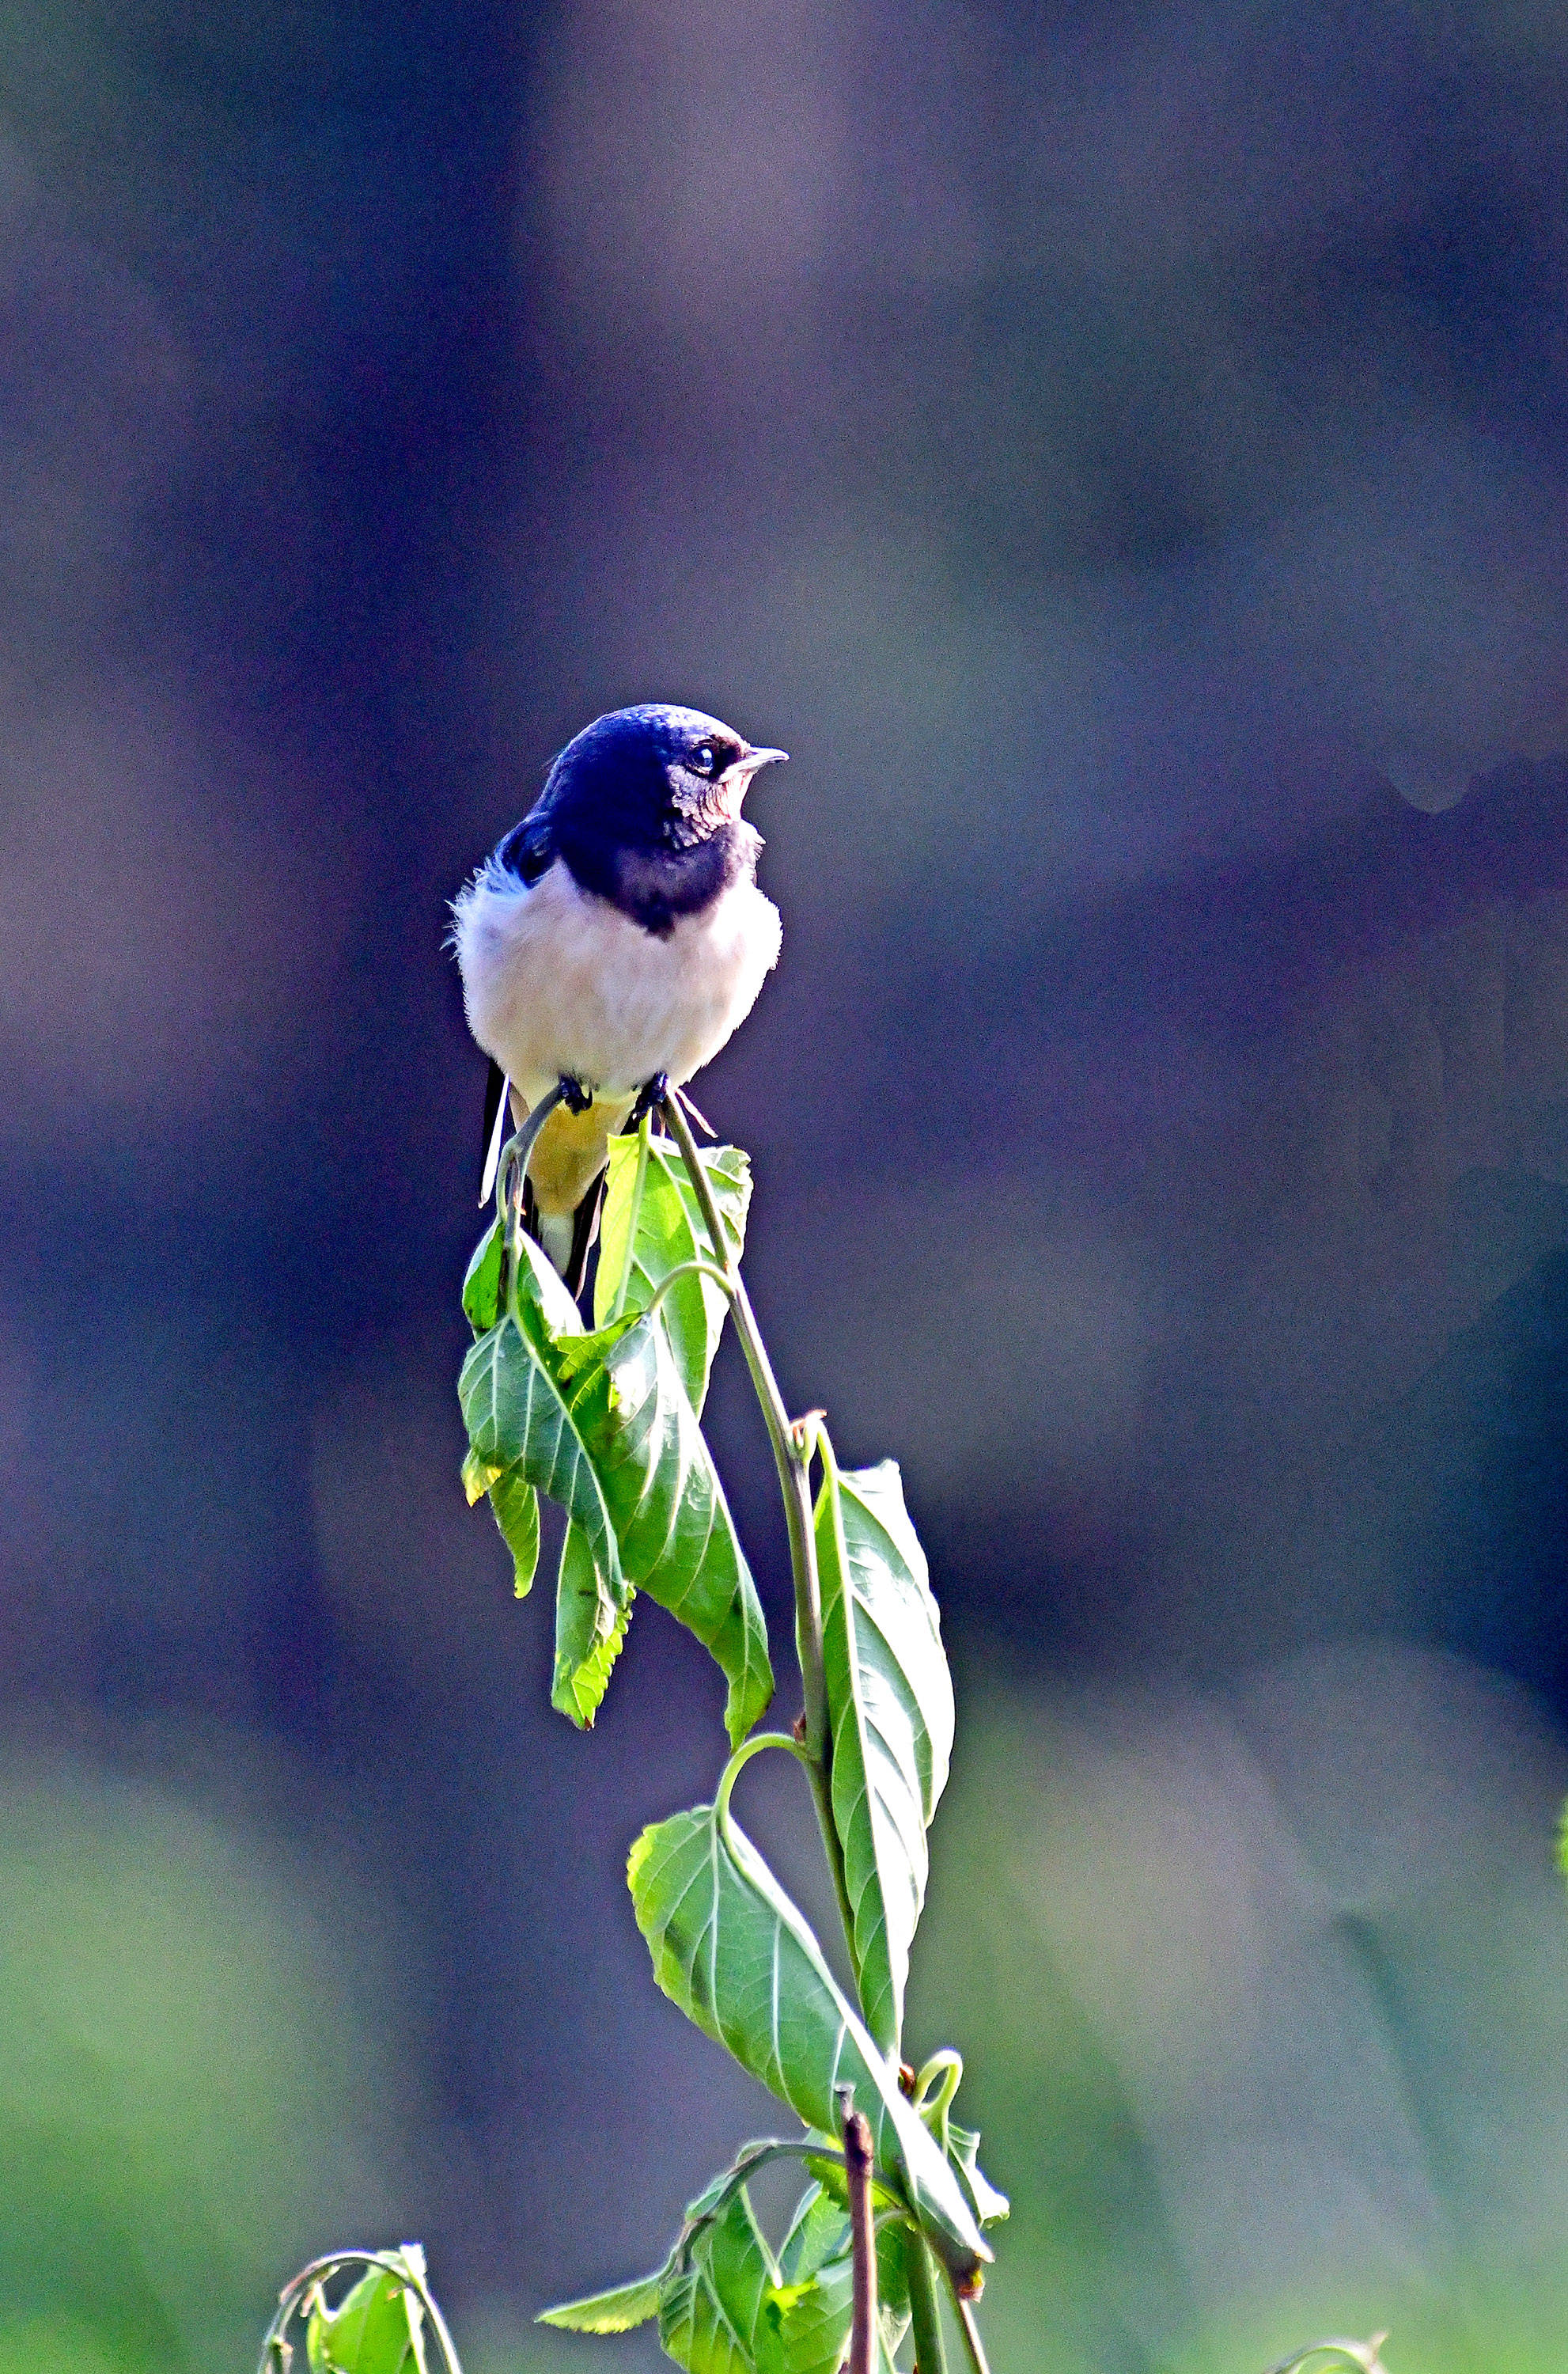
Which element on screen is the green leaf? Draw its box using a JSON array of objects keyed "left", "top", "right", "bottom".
[
  {"left": 626, "top": 1790, "right": 989, "bottom": 2281},
  {"left": 574, "top": 1310, "right": 772, "bottom": 1746},
  {"left": 597, "top": 1134, "right": 751, "bottom": 1411},
  {"left": 539, "top": 2271, "right": 666, "bottom": 2334},
  {"left": 457, "top": 1235, "right": 629, "bottom": 1608},
  {"left": 462, "top": 1229, "right": 769, "bottom": 1741},
  {"left": 462, "top": 1219, "right": 505, "bottom": 1332},
  {"left": 460, "top": 1443, "right": 502, "bottom": 1504},
  {"left": 947, "top": 2122, "right": 1009, "bottom": 2227},
  {"left": 756, "top": 2213, "right": 909, "bottom": 2374},
  {"left": 552, "top": 1520, "right": 632, "bottom": 1727},
  {"left": 490, "top": 1470, "right": 540, "bottom": 1598},
  {"left": 755, "top": 2263, "right": 849, "bottom": 2374},
  {"left": 816, "top": 1443, "right": 953, "bottom": 2056},
  {"left": 657, "top": 2191, "right": 776, "bottom": 2374},
  {"left": 305, "top": 2270, "right": 426, "bottom": 2374},
  {"left": 777, "top": 2187, "right": 850, "bottom": 2286}
]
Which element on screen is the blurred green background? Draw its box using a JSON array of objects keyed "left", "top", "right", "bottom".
[{"left": 3, "top": 0, "right": 1568, "bottom": 2366}]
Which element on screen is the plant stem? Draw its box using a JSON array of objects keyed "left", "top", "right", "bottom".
[
  {"left": 840, "top": 2095, "right": 878, "bottom": 2374},
  {"left": 905, "top": 2236, "right": 950, "bottom": 2374},
  {"left": 495, "top": 1082, "right": 567, "bottom": 1251},
  {"left": 950, "top": 2285, "right": 991, "bottom": 2374},
  {"left": 660, "top": 1093, "right": 856, "bottom": 1958},
  {"left": 645, "top": 1257, "right": 736, "bottom": 1317},
  {"left": 674, "top": 2133, "right": 847, "bottom": 2264}
]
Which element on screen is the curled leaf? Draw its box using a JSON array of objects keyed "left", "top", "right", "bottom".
[{"left": 946, "top": 2122, "right": 1009, "bottom": 2227}]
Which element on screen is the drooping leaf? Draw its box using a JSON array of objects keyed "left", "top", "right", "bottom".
[
  {"left": 463, "top": 1231, "right": 769, "bottom": 1740},
  {"left": 552, "top": 1520, "right": 632, "bottom": 1727},
  {"left": 597, "top": 1133, "right": 751, "bottom": 1411},
  {"left": 657, "top": 2191, "right": 775, "bottom": 2374},
  {"left": 947, "top": 2122, "right": 1009, "bottom": 2227},
  {"left": 457, "top": 1234, "right": 630, "bottom": 1607},
  {"left": 626, "top": 1796, "right": 988, "bottom": 2281},
  {"left": 816, "top": 1444, "right": 954, "bottom": 2055},
  {"left": 489, "top": 1470, "right": 540, "bottom": 1598},
  {"left": 305, "top": 2270, "right": 426, "bottom": 2374},
  {"left": 574, "top": 1309, "right": 771, "bottom": 1745},
  {"left": 461, "top": 1219, "right": 505, "bottom": 1333},
  {"left": 539, "top": 2271, "right": 666, "bottom": 2335}
]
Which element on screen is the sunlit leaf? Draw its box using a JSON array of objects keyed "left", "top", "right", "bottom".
[
  {"left": 597, "top": 1134, "right": 751, "bottom": 1411},
  {"left": 755, "top": 2265, "right": 848, "bottom": 2374},
  {"left": 539, "top": 2270, "right": 665, "bottom": 2334},
  {"left": 489, "top": 1470, "right": 540, "bottom": 1598},
  {"left": 777, "top": 2186, "right": 849, "bottom": 2287},
  {"left": 657, "top": 2191, "right": 775, "bottom": 2374},
  {"left": 627, "top": 1794, "right": 988, "bottom": 2281},
  {"left": 305, "top": 2270, "right": 426, "bottom": 2374},
  {"left": 461, "top": 1227, "right": 769, "bottom": 1739},
  {"left": 461, "top": 1219, "right": 504, "bottom": 1333},
  {"left": 816, "top": 1443, "right": 953, "bottom": 2054},
  {"left": 574, "top": 1310, "right": 771, "bottom": 1746},
  {"left": 552, "top": 1520, "right": 631, "bottom": 1728},
  {"left": 759, "top": 2194, "right": 910, "bottom": 2374}
]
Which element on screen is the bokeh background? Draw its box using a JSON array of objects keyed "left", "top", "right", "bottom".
[{"left": 4, "top": 2, "right": 1568, "bottom": 2367}]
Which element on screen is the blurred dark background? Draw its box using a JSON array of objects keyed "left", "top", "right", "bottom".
[{"left": 4, "top": 3, "right": 1568, "bottom": 2368}]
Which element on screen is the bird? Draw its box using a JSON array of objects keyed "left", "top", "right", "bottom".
[{"left": 450, "top": 703, "right": 787, "bottom": 1282}]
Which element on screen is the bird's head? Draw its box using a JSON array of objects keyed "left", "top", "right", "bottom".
[{"left": 540, "top": 704, "right": 788, "bottom": 857}]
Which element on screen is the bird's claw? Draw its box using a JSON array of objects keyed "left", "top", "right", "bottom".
[
  {"left": 630, "top": 1072, "right": 670, "bottom": 1128},
  {"left": 558, "top": 1073, "right": 593, "bottom": 1116}
]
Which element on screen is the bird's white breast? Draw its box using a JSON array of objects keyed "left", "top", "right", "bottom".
[{"left": 451, "top": 855, "right": 782, "bottom": 1108}]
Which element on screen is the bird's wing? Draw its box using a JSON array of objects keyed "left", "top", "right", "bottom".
[
  {"left": 494, "top": 808, "right": 555, "bottom": 886},
  {"left": 479, "top": 1058, "right": 511, "bottom": 1204}
]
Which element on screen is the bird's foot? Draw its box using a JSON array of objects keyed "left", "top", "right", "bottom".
[
  {"left": 630, "top": 1071, "right": 670, "bottom": 1128},
  {"left": 558, "top": 1072, "right": 593, "bottom": 1116}
]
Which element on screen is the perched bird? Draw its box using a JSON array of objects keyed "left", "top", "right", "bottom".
[{"left": 450, "top": 703, "right": 787, "bottom": 1280}]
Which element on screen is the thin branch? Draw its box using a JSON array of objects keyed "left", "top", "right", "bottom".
[
  {"left": 494, "top": 1080, "right": 568, "bottom": 1264},
  {"left": 840, "top": 2093, "right": 878, "bottom": 2374},
  {"left": 951, "top": 2284, "right": 991, "bottom": 2374}
]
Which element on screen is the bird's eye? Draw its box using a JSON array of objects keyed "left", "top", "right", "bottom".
[{"left": 691, "top": 741, "right": 718, "bottom": 777}]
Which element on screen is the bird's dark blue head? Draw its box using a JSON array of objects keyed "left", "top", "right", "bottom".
[{"left": 502, "top": 703, "right": 788, "bottom": 936}]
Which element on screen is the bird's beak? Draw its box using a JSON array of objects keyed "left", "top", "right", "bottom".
[
  {"left": 729, "top": 745, "right": 789, "bottom": 780},
  {"left": 718, "top": 745, "right": 788, "bottom": 816}
]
